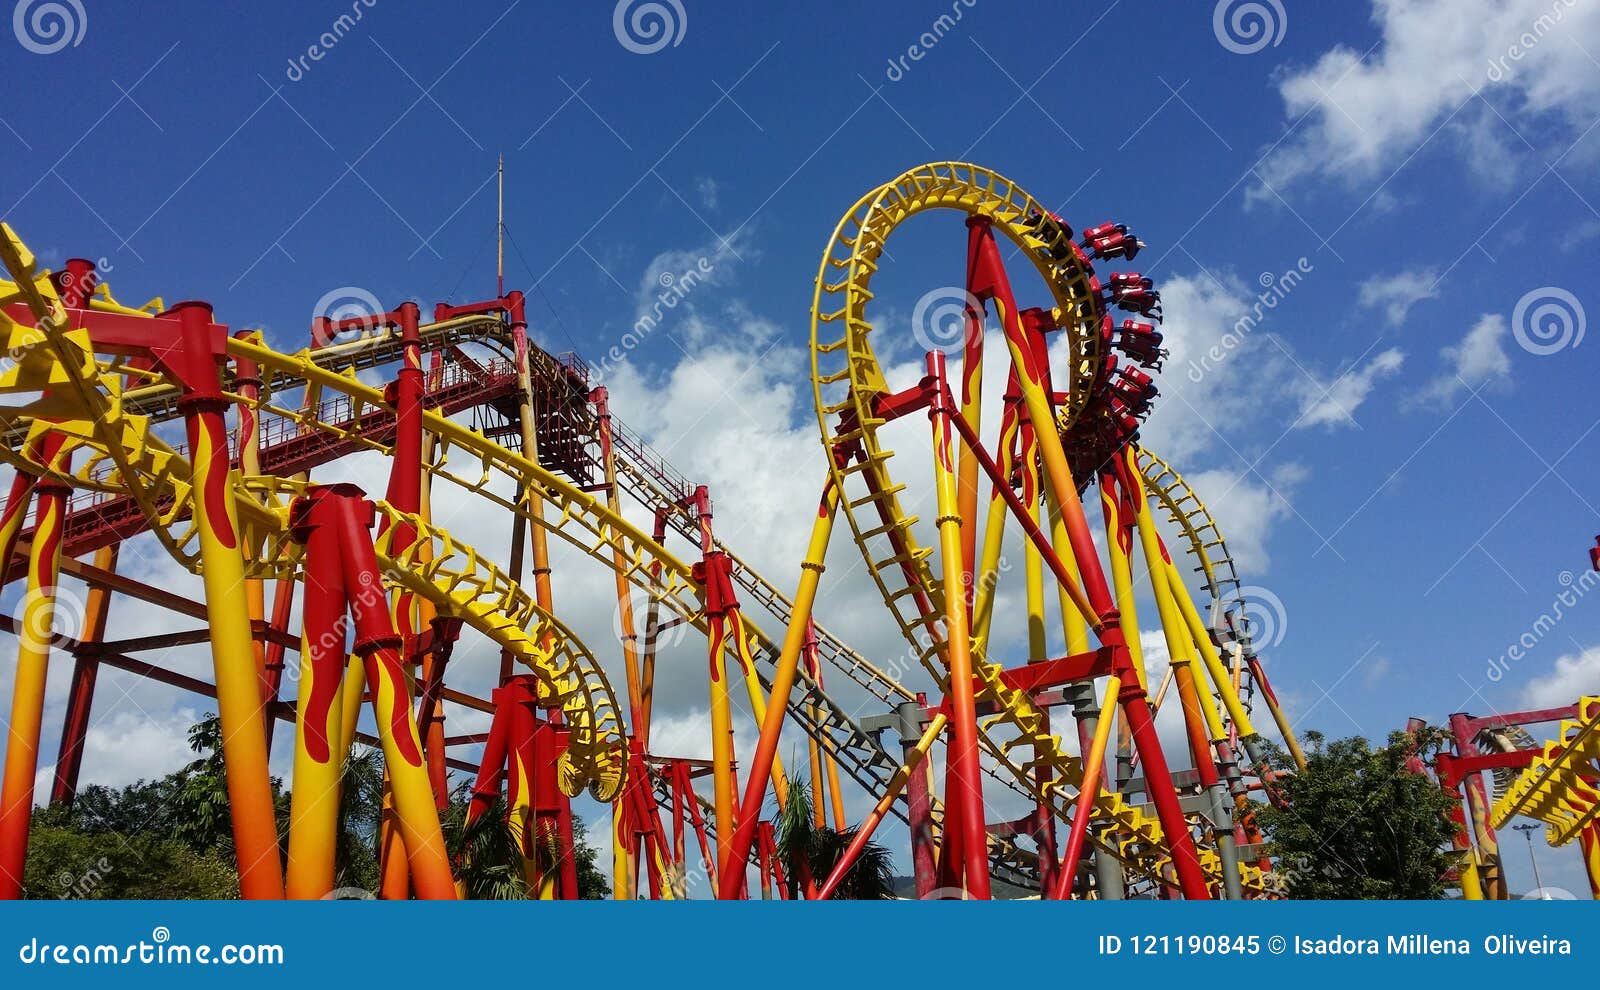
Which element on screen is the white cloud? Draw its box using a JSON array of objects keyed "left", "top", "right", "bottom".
[
  {"left": 1138, "top": 266, "right": 1403, "bottom": 444},
  {"left": 1416, "top": 312, "right": 1513, "bottom": 406},
  {"left": 1133, "top": 272, "right": 1279, "bottom": 463},
  {"left": 1176, "top": 464, "right": 1306, "bottom": 573},
  {"left": 695, "top": 177, "right": 720, "bottom": 211},
  {"left": 1357, "top": 267, "right": 1440, "bottom": 326},
  {"left": 1088, "top": 268, "right": 1319, "bottom": 578},
  {"left": 1291, "top": 347, "right": 1406, "bottom": 428},
  {"left": 1561, "top": 218, "right": 1600, "bottom": 251},
  {"left": 1520, "top": 644, "right": 1600, "bottom": 709},
  {"left": 1254, "top": 0, "right": 1600, "bottom": 196},
  {"left": 632, "top": 229, "right": 752, "bottom": 324},
  {"left": 34, "top": 707, "right": 206, "bottom": 797}
]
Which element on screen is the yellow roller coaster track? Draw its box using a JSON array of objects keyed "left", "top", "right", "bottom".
[
  {"left": 1132, "top": 447, "right": 1247, "bottom": 641},
  {"left": 1491, "top": 696, "right": 1600, "bottom": 846},
  {"left": 3, "top": 206, "right": 1286, "bottom": 892},
  {"left": 0, "top": 229, "right": 629, "bottom": 801},
  {"left": 0, "top": 227, "right": 1069, "bottom": 888},
  {"left": 807, "top": 162, "right": 1263, "bottom": 891}
]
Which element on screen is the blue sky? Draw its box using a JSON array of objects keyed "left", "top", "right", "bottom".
[{"left": 3, "top": 0, "right": 1599, "bottom": 895}]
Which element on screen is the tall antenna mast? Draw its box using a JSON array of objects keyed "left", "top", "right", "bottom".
[{"left": 496, "top": 153, "right": 505, "bottom": 298}]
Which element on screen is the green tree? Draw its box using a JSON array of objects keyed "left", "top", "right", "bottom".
[
  {"left": 437, "top": 790, "right": 611, "bottom": 900},
  {"left": 26, "top": 714, "right": 614, "bottom": 900},
  {"left": 441, "top": 794, "right": 528, "bottom": 900},
  {"left": 169, "top": 715, "right": 247, "bottom": 855},
  {"left": 570, "top": 814, "right": 610, "bottom": 900},
  {"left": 42, "top": 781, "right": 174, "bottom": 836},
  {"left": 775, "top": 780, "right": 894, "bottom": 900},
  {"left": 25, "top": 714, "right": 256, "bottom": 898},
  {"left": 24, "top": 826, "right": 238, "bottom": 899},
  {"left": 1252, "top": 728, "right": 1459, "bottom": 899}
]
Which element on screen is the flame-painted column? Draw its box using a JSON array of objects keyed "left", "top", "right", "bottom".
[
  {"left": 1579, "top": 823, "right": 1600, "bottom": 899},
  {"left": 0, "top": 436, "right": 68, "bottom": 897},
  {"left": 927, "top": 351, "right": 992, "bottom": 899},
  {"left": 284, "top": 487, "right": 353, "bottom": 898},
  {"left": 328, "top": 487, "right": 456, "bottom": 900},
  {"left": 704, "top": 565, "right": 740, "bottom": 896},
  {"left": 1123, "top": 456, "right": 1239, "bottom": 898},
  {"left": 965, "top": 219, "right": 1209, "bottom": 898},
  {"left": 170, "top": 301, "right": 284, "bottom": 899},
  {"left": 699, "top": 549, "right": 789, "bottom": 815},
  {"left": 593, "top": 386, "right": 647, "bottom": 897},
  {"left": 378, "top": 303, "right": 426, "bottom": 896},
  {"left": 1449, "top": 713, "right": 1507, "bottom": 899},
  {"left": 231, "top": 335, "right": 271, "bottom": 712},
  {"left": 0, "top": 452, "right": 37, "bottom": 589}
]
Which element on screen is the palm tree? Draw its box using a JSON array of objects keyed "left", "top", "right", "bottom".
[
  {"left": 440, "top": 793, "right": 530, "bottom": 900},
  {"left": 774, "top": 780, "right": 895, "bottom": 900},
  {"left": 332, "top": 745, "right": 385, "bottom": 893}
]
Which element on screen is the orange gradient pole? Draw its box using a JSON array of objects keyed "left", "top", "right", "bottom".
[
  {"left": 718, "top": 474, "right": 840, "bottom": 898},
  {"left": 330, "top": 489, "right": 456, "bottom": 900},
  {"left": 814, "top": 712, "right": 948, "bottom": 900},
  {"left": 284, "top": 494, "right": 351, "bottom": 899},
  {"left": 927, "top": 351, "right": 991, "bottom": 899},
  {"left": 232, "top": 338, "right": 269, "bottom": 701},
  {"left": 171, "top": 301, "right": 284, "bottom": 899},
  {"left": 594, "top": 388, "right": 645, "bottom": 896},
  {"left": 955, "top": 219, "right": 988, "bottom": 611},
  {"left": 51, "top": 543, "right": 118, "bottom": 806},
  {"left": 0, "top": 457, "right": 67, "bottom": 897},
  {"left": 1051, "top": 674, "right": 1121, "bottom": 900}
]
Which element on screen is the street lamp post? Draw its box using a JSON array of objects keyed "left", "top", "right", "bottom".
[{"left": 1513, "top": 823, "right": 1548, "bottom": 899}]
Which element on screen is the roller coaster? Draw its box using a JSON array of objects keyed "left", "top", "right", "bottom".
[{"left": 0, "top": 160, "right": 1572, "bottom": 900}]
